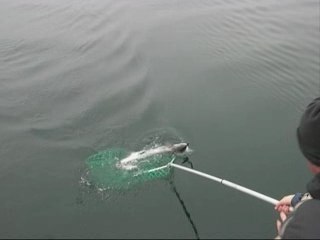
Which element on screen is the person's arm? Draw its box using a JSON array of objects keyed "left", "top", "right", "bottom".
[{"left": 274, "top": 193, "right": 304, "bottom": 213}]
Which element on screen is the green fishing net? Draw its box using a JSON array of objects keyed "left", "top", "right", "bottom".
[{"left": 85, "top": 148, "right": 175, "bottom": 190}]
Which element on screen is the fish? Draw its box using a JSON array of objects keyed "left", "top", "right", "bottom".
[{"left": 117, "top": 143, "right": 190, "bottom": 170}]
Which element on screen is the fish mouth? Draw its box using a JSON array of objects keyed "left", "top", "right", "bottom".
[{"left": 180, "top": 143, "right": 189, "bottom": 152}]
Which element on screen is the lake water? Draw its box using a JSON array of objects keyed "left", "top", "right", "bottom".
[{"left": 0, "top": 0, "right": 319, "bottom": 238}]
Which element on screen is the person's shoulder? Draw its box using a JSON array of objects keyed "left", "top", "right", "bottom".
[{"left": 281, "top": 199, "right": 320, "bottom": 239}]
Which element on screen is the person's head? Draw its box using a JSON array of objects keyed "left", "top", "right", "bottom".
[{"left": 297, "top": 97, "right": 320, "bottom": 174}]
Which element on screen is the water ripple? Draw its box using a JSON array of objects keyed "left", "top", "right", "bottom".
[{"left": 8, "top": 1, "right": 156, "bottom": 146}]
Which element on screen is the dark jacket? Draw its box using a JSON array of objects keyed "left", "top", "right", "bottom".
[{"left": 278, "top": 173, "right": 320, "bottom": 239}]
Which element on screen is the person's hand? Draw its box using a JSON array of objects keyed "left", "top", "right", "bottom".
[
  {"left": 274, "top": 194, "right": 294, "bottom": 214},
  {"left": 276, "top": 211, "right": 288, "bottom": 236}
]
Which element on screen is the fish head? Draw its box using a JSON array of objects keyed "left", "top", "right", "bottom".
[{"left": 171, "top": 143, "right": 190, "bottom": 154}]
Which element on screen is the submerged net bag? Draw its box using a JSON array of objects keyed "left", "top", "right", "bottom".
[{"left": 85, "top": 148, "right": 176, "bottom": 190}]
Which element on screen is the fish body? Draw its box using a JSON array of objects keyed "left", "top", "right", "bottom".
[{"left": 117, "top": 143, "right": 189, "bottom": 170}]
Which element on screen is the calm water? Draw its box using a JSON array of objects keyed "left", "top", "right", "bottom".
[{"left": 0, "top": 0, "right": 319, "bottom": 238}]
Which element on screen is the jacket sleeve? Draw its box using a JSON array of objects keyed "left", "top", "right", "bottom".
[{"left": 279, "top": 199, "right": 320, "bottom": 239}]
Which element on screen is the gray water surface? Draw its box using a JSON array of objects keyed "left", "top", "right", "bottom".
[{"left": 0, "top": 0, "right": 319, "bottom": 238}]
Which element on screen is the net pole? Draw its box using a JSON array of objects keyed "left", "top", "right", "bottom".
[{"left": 170, "top": 163, "right": 279, "bottom": 206}]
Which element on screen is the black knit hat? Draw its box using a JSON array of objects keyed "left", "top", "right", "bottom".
[{"left": 297, "top": 97, "right": 320, "bottom": 166}]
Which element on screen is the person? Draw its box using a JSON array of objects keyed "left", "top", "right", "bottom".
[{"left": 274, "top": 97, "right": 320, "bottom": 238}]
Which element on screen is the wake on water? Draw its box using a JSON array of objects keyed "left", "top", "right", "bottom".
[{"left": 80, "top": 142, "right": 193, "bottom": 192}]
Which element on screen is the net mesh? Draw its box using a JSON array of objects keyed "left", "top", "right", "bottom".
[{"left": 85, "top": 148, "right": 175, "bottom": 190}]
